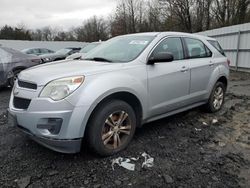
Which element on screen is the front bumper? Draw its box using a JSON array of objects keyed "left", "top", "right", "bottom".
[
  {"left": 17, "top": 122, "right": 82, "bottom": 153},
  {"left": 8, "top": 108, "right": 83, "bottom": 153},
  {"left": 8, "top": 83, "right": 92, "bottom": 153}
]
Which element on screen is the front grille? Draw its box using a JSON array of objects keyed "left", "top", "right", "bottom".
[
  {"left": 18, "top": 80, "right": 37, "bottom": 90},
  {"left": 13, "top": 97, "right": 31, "bottom": 110}
]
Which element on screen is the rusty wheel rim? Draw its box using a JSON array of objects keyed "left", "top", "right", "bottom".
[
  {"left": 102, "top": 111, "right": 132, "bottom": 150},
  {"left": 213, "top": 86, "right": 224, "bottom": 110}
]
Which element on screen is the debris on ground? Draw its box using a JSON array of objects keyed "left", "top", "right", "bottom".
[
  {"left": 212, "top": 119, "right": 218, "bottom": 124},
  {"left": 130, "top": 157, "right": 139, "bottom": 161},
  {"left": 195, "top": 128, "right": 202, "bottom": 131},
  {"left": 202, "top": 122, "right": 208, "bottom": 126},
  {"left": 111, "top": 157, "right": 135, "bottom": 171},
  {"left": 141, "top": 152, "right": 154, "bottom": 168},
  {"left": 111, "top": 152, "right": 154, "bottom": 171}
]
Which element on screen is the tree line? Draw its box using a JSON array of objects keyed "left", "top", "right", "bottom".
[{"left": 1, "top": 0, "right": 250, "bottom": 42}]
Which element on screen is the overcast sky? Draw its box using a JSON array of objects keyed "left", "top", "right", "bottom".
[{"left": 0, "top": 0, "right": 116, "bottom": 30}]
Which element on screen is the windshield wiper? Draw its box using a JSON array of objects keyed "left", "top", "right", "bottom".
[{"left": 84, "top": 57, "right": 113, "bottom": 62}]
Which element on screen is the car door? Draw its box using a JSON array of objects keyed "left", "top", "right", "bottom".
[
  {"left": 147, "top": 37, "right": 190, "bottom": 117},
  {"left": 183, "top": 37, "right": 214, "bottom": 102}
]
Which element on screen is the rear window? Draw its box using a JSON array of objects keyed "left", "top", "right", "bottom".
[{"left": 208, "top": 40, "right": 225, "bottom": 56}]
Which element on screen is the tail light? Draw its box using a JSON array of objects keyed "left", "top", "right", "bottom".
[{"left": 227, "top": 59, "right": 231, "bottom": 66}]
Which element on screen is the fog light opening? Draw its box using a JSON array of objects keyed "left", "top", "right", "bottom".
[{"left": 37, "top": 118, "right": 63, "bottom": 135}]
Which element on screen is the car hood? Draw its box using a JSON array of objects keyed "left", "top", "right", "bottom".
[{"left": 18, "top": 60, "right": 123, "bottom": 86}]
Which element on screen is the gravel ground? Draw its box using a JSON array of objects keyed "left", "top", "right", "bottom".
[{"left": 0, "top": 70, "right": 249, "bottom": 188}]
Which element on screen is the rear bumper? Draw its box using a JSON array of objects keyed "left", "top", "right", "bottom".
[{"left": 17, "top": 124, "right": 82, "bottom": 153}]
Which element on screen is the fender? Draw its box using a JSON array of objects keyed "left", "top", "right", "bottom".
[
  {"left": 66, "top": 69, "right": 148, "bottom": 137},
  {"left": 206, "top": 63, "right": 229, "bottom": 98}
]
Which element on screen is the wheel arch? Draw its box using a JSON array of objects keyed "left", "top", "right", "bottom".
[
  {"left": 217, "top": 75, "right": 228, "bottom": 89},
  {"left": 83, "top": 91, "right": 143, "bottom": 137}
]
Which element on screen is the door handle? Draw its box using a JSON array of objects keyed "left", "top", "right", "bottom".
[
  {"left": 180, "top": 66, "right": 189, "bottom": 72},
  {"left": 209, "top": 61, "right": 214, "bottom": 66}
]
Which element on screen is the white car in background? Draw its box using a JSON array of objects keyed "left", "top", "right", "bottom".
[{"left": 66, "top": 42, "right": 102, "bottom": 60}]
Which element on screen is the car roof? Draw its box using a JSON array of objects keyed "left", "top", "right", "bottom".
[
  {"left": 123, "top": 32, "right": 215, "bottom": 41},
  {"left": 22, "top": 48, "right": 52, "bottom": 51},
  {"left": 0, "top": 47, "right": 32, "bottom": 58}
]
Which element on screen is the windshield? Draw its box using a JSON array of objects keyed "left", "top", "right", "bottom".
[
  {"left": 56, "top": 48, "right": 71, "bottom": 55},
  {"left": 84, "top": 35, "right": 155, "bottom": 62},
  {"left": 80, "top": 43, "right": 100, "bottom": 53}
]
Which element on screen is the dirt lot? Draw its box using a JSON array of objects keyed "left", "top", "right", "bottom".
[{"left": 0, "top": 71, "right": 249, "bottom": 188}]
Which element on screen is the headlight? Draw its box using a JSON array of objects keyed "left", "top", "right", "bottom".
[
  {"left": 40, "top": 76, "right": 84, "bottom": 101},
  {"left": 43, "top": 57, "right": 52, "bottom": 62}
]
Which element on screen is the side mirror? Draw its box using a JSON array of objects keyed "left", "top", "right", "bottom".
[{"left": 148, "top": 52, "right": 174, "bottom": 64}]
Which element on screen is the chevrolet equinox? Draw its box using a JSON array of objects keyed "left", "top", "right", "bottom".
[{"left": 8, "top": 32, "right": 229, "bottom": 156}]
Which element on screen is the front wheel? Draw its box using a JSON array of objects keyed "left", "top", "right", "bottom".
[
  {"left": 204, "top": 82, "right": 226, "bottom": 112},
  {"left": 86, "top": 100, "right": 136, "bottom": 156}
]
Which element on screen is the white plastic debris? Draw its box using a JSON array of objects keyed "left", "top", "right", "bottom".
[
  {"left": 112, "top": 152, "right": 154, "bottom": 171},
  {"left": 141, "top": 152, "right": 154, "bottom": 168},
  {"left": 202, "top": 122, "right": 208, "bottom": 126},
  {"left": 111, "top": 157, "right": 135, "bottom": 171},
  {"left": 130, "top": 157, "right": 139, "bottom": 161},
  {"left": 195, "top": 128, "right": 202, "bottom": 131},
  {"left": 212, "top": 119, "right": 218, "bottom": 124}
]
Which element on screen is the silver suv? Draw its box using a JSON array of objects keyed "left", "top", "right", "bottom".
[{"left": 8, "top": 32, "right": 229, "bottom": 156}]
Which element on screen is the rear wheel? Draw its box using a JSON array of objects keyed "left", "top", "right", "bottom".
[
  {"left": 204, "top": 82, "right": 226, "bottom": 112},
  {"left": 87, "top": 100, "right": 136, "bottom": 156}
]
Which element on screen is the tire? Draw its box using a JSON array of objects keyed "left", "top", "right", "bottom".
[
  {"left": 86, "top": 100, "right": 137, "bottom": 156},
  {"left": 204, "top": 82, "right": 226, "bottom": 113},
  {"left": 8, "top": 69, "right": 22, "bottom": 87}
]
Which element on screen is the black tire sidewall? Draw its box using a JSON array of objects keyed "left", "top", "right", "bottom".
[{"left": 87, "top": 100, "right": 136, "bottom": 156}]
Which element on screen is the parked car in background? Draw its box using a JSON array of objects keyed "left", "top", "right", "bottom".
[
  {"left": 8, "top": 32, "right": 229, "bottom": 156},
  {"left": 22, "top": 48, "right": 54, "bottom": 56},
  {"left": 40, "top": 47, "right": 81, "bottom": 63},
  {"left": 66, "top": 42, "right": 101, "bottom": 60},
  {"left": 0, "top": 47, "right": 41, "bottom": 87}
]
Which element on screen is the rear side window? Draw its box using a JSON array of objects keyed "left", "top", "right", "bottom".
[
  {"left": 40, "top": 49, "right": 48, "bottom": 53},
  {"left": 32, "top": 49, "right": 40, "bottom": 54},
  {"left": 184, "top": 38, "right": 212, "bottom": 59},
  {"left": 152, "top": 37, "right": 184, "bottom": 60},
  {"left": 208, "top": 40, "right": 225, "bottom": 56}
]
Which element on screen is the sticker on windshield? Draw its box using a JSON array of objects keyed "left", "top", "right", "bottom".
[{"left": 129, "top": 40, "right": 149, "bottom": 45}]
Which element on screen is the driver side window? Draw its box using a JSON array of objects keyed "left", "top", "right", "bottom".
[{"left": 152, "top": 37, "right": 184, "bottom": 60}]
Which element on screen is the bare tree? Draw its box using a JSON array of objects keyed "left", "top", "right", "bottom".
[
  {"left": 160, "top": 0, "right": 194, "bottom": 32},
  {"left": 75, "top": 16, "right": 109, "bottom": 42},
  {"left": 193, "top": 0, "right": 213, "bottom": 32},
  {"left": 211, "top": 0, "right": 250, "bottom": 27}
]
